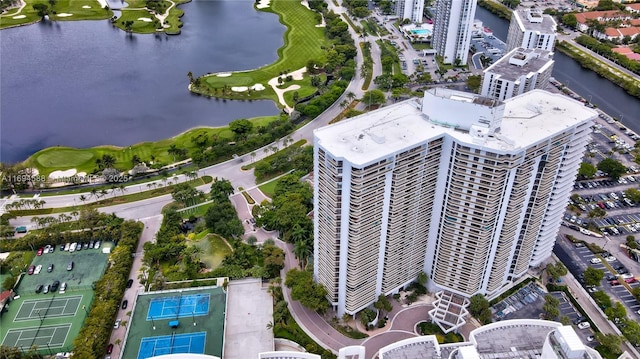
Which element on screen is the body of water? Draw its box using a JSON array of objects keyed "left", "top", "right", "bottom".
[
  {"left": 1, "top": 0, "right": 284, "bottom": 163},
  {"left": 475, "top": 6, "right": 640, "bottom": 131}
]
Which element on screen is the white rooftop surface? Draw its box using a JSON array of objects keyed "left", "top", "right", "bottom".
[
  {"left": 556, "top": 326, "right": 585, "bottom": 352},
  {"left": 314, "top": 90, "right": 597, "bottom": 166},
  {"left": 223, "top": 278, "right": 274, "bottom": 359}
]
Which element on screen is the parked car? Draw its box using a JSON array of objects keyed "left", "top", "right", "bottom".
[
  {"left": 28, "top": 265, "right": 35, "bottom": 275},
  {"left": 59, "top": 282, "right": 67, "bottom": 294},
  {"left": 114, "top": 319, "right": 121, "bottom": 329},
  {"left": 37, "top": 248, "right": 44, "bottom": 256},
  {"left": 625, "top": 278, "right": 636, "bottom": 283},
  {"left": 590, "top": 258, "right": 602, "bottom": 264},
  {"left": 76, "top": 242, "right": 82, "bottom": 252},
  {"left": 83, "top": 242, "right": 89, "bottom": 250},
  {"left": 606, "top": 275, "right": 618, "bottom": 281},
  {"left": 49, "top": 245, "right": 55, "bottom": 253},
  {"left": 64, "top": 243, "right": 70, "bottom": 251},
  {"left": 606, "top": 256, "right": 617, "bottom": 262},
  {"left": 122, "top": 300, "right": 128, "bottom": 309},
  {"left": 34, "top": 265, "right": 42, "bottom": 275},
  {"left": 70, "top": 242, "right": 77, "bottom": 252},
  {"left": 95, "top": 241, "right": 101, "bottom": 249},
  {"left": 577, "top": 322, "right": 591, "bottom": 329},
  {"left": 51, "top": 280, "right": 60, "bottom": 292},
  {"left": 60, "top": 244, "right": 65, "bottom": 251},
  {"left": 35, "top": 284, "right": 43, "bottom": 293},
  {"left": 43, "top": 285, "right": 50, "bottom": 294},
  {"left": 67, "top": 261, "right": 74, "bottom": 271},
  {"left": 43, "top": 245, "right": 51, "bottom": 254},
  {"left": 126, "top": 279, "right": 134, "bottom": 288},
  {"left": 587, "top": 335, "right": 595, "bottom": 342},
  {"left": 47, "top": 264, "right": 54, "bottom": 273},
  {"left": 106, "top": 344, "right": 114, "bottom": 354}
]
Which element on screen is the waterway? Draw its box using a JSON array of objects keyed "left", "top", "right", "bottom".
[
  {"left": 475, "top": 7, "right": 640, "bottom": 131},
  {"left": 0, "top": 0, "right": 284, "bottom": 163}
]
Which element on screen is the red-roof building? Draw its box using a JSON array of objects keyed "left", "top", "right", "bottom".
[
  {"left": 575, "top": 11, "right": 632, "bottom": 32},
  {"left": 613, "top": 47, "right": 640, "bottom": 61}
]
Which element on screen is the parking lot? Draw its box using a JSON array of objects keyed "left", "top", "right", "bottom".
[
  {"left": 554, "top": 237, "right": 640, "bottom": 323},
  {"left": 549, "top": 291, "right": 597, "bottom": 346},
  {"left": 491, "top": 282, "right": 545, "bottom": 321}
]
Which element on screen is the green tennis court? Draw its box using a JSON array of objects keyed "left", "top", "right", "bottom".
[
  {"left": 2, "top": 323, "right": 71, "bottom": 349},
  {"left": 14, "top": 296, "right": 82, "bottom": 322}
]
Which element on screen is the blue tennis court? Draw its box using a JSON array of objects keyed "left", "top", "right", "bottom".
[
  {"left": 147, "top": 293, "right": 210, "bottom": 320},
  {"left": 137, "top": 332, "right": 206, "bottom": 359}
]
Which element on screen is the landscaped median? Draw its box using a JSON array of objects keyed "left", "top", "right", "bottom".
[
  {"left": 189, "top": 0, "right": 328, "bottom": 106},
  {"left": 113, "top": 0, "right": 190, "bottom": 35}
]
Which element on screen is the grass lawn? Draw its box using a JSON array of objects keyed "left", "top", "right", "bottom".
[
  {"left": 25, "top": 116, "right": 278, "bottom": 177},
  {"left": 241, "top": 139, "right": 306, "bottom": 170},
  {"left": 360, "top": 42, "right": 373, "bottom": 90},
  {"left": 411, "top": 43, "right": 432, "bottom": 50},
  {"left": 190, "top": 233, "right": 233, "bottom": 269},
  {"left": 192, "top": 0, "right": 328, "bottom": 105},
  {"left": 0, "top": 0, "right": 112, "bottom": 29},
  {"left": 258, "top": 180, "right": 278, "bottom": 198},
  {"left": 178, "top": 201, "right": 214, "bottom": 219}
]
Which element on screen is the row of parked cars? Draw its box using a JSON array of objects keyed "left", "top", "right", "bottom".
[
  {"left": 36, "top": 241, "right": 101, "bottom": 256},
  {"left": 35, "top": 280, "right": 67, "bottom": 294}
]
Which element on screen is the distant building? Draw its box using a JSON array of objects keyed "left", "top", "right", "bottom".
[
  {"left": 574, "top": 11, "right": 631, "bottom": 32},
  {"left": 432, "top": 0, "right": 477, "bottom": 64},
  {"left": 379, "top": 319, "right": 603, "bottom": 359},
  {"left": 313, "top": 88, "right": 596, "bottom": 325},
  {"left": 506, "top": 9, "right": 557, "bottom": 52},
  {"left": 396, "top": 0, "right": 425, "bottom": 23},
  {"left": 481, "top": 48, "right": 554, "bottom": 101}
]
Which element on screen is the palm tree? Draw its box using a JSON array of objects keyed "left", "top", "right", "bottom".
[
  {"left": 90, "top": 188, "right": 98, "bottom": 199},
  {"left": 79, "top": 194, "right": 87, "bottom": 204},
  {"left": 250, "top": 152, "right": 256, "bottom": 163},
  {"left": 346, "top": 91, "right": 356, "bottom": 101},
  {"left": 118, "top": 184, "right": 127, "bottom": 196},
  {"left": 340, "top": 99, "right": 349, "bottom": 109},
  {"left": 99, "top": 189, "right": 109, "bottom": 198},
  {"left": 293, "top": 240, "right": 312, "bottom": 269}
]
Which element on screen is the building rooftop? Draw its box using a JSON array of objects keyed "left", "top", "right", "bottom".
[
  {"left": 514, "top": 9, "right": 556, "bottom": 33},
  {"left": 484, "top": 48, "right": 554, "bottom": 82},
  {"left": 314, "top": 89, "right": 597, "bottom": 166}
]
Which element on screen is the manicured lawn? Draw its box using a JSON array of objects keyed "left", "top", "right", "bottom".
[
  {"left": 26, "top": 116, "right": 279, "bottom": 177},
  {"left": 179, "top": 201, "right": 214, "bottom": 219},
  {"left": 258, "top": 180, "right": 278, "bottom": 198},
  {"left": 190, "top": 233, "right": 233, "bottom": 269},
  {"left": 411, "top": 43, "right": 432, "bottom": 50},
  {"left": 0, "top": 0, "right": 112, "bottom": 29},
  {"left": 192, "top": 0, "right": 328, "bottom": 105}
]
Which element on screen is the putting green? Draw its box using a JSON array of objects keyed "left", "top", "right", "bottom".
[{"left": 36, "top": 149, "right": 94, "bottom": 168}]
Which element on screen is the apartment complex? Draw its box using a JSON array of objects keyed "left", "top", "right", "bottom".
[
  {"left": 506, "top": 9, "right": 557, "bottom": 52},
  {"left": 313, "top": 89, "right": 596, "bottom": 318},
  {"left": 432, "top": 0, "right": 477, "bottom": 64},
  {"left": 480, "top": 48, "right": 554, "bottom": 101},
  {"left": 396, "top": 0, "right": 425, "bottom": 23}
]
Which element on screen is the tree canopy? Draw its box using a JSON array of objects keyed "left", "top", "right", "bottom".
[
  {"left": 578, "top": 162, "right": 597, "bottom": 179},
  {"left": 583, "top": 266, "right": 604, "bottom": 287},
  {"left": 597, "top": 158, "right": 626, "bottom": 179}
]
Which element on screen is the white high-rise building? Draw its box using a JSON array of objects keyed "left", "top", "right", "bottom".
[
  {"left": 432, "top": 0, "right": 477, "bottom": 64},
  {"left": 506, "top": 9, "right": 557, "bottom": 52},
  {"left": 396, "top": 0, "right": 425, "bottom": 23},
  {"left": 313, "top": 89, "right": 596, "bottom": 320},
  {"left": 481, "top": 48, "right": 554, "bottom": 101}
]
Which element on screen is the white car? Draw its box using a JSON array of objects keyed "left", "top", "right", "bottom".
[
  {"left": 114, "top": 318, "right": 122, "bottom": 329},
  {"left": 69, "top": 242, "right": 77, "bottom": 252},
  {"left": 606, "top": 256, "right": 616, "bottom": 262},
  {"left": 59, "top": 282, "right": 67, "bottom": 294},
  {"left": 621, "top": 273, "right": 634, "bottom": 279},
  {"left": 577, "top": 322, "right": 590, "bottom": 329},
  {"left": 34, "top": 265, "right": 42, "bottom": 275},
  {"left": 590, "top": 258, "right": 602, "bottom": 264}
]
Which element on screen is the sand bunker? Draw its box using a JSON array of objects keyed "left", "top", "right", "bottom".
[
  {"left": 232, "top": 86, "right": 248, "bottom": 92},
  {"left": 256, "top": 0, "right": 270, "bottom": 9},
  {"left": 12, "top": 15, "right": 26, "bottom": 19},
  {"left": 251, "top": 84, "right": 266, "bottom": 91},
  {"left": 301, "top": 0, "right": 310, "bottom": 9},
  {"left": 82, "top": 5, "right": 91, "bottom": 8},
  {"left": 138, "top": 17, "right": 152, "bottom": 22},
  {"left": 76, "top": 171, "right": 87, "bottom": 177},
  {"left": 57, "top": 13, "right": 73, "bottom": 17},
  {"left": 49, "top": 169, "right": 77, "bottom": 179},
  {"left": 217, "top": 73, "right": 232, "bottom": 77}
]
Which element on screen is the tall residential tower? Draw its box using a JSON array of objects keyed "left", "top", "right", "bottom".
[
  {"left": 432, "top": 0, "right": 477, "bottom": 64},
  {"left": 313, "top": 89, "right": 596, "bottom": 324},
  {"left": 396, "top": 0, "right": 425, "bottom": 23}
]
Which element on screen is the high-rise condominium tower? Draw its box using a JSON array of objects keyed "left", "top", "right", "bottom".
[
  {"left": 432, "top": 0, "right": 477, "bottom": 64},
  {"left": 313, "top": 89, "right": 595, "bottom": 319},
  {"left": 506, "top": 9, "right": 557, "bottom": 52},
  {"left": 396, "top": 0, "right": 425, "bottom": 23}
]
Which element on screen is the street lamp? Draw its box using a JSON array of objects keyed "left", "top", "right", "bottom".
[
  {"left": 192, "top": 311, "right": 196, "bottom": 326},
  {"left": 82, "top": 305, "right": 89, "bottom": 315},
  {"left": 151, "top": 316, "right": 156, "bottom": 330}
]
